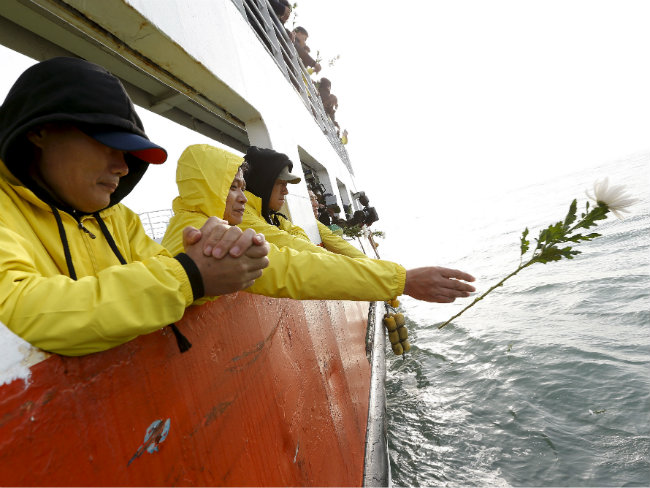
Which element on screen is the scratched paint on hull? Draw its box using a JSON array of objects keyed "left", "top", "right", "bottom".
[
  {"left": 128, "top": 418, "right": 171, "bottom": 466},
  {"left": 0, "top": 294, "right": 370, "bottom": 486}
]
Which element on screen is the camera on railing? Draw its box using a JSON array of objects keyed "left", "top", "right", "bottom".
[
  {"left": 350, "top": 191, "right": 379, "bottom": 226},
  {"left": 353, "top": 191, "right": 369, "bottom": 207},
  {"left": 349, "top": 207, "right": 379, "bottom": 227},
  {"left": 303, "top": 166, "right": 327, "bottom": 196}
]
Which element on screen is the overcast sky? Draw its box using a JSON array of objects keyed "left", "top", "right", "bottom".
[
  {"left": 1, "top": 1, "right": 649, "bottom": 263},
  {"left": 289, "top": 0, "right": 650, "bottom": 260},
  {"left": 296, "top": 1, "right": 650, "bottom": 185}
]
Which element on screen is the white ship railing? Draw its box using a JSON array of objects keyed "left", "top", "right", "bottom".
[
  {"left": 139, "top": 209, "right": 174, "bottom": 241},
  {"left": 231, "top": 0, "right": 354, "bottom": 175},
  {"left": 363, "top": 302, "right": 391, "bottom": 487}
]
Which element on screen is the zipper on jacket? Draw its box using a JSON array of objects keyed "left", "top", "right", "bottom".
[
  {"left": 78, "top": 220, "right": 96, "bottom": 239},
  {"left": 71, "top": 209, "right": 96, "bottom": 239}
]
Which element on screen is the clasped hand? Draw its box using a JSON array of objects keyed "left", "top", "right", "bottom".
[{"left": 182, "top": 217, "right": 269, "bottom": 296}]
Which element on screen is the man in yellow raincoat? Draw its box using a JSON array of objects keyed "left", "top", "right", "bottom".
[
  {"left": 162, "top": 144, "right": 476, "bottom": 303},
  {"left": 0, "top": 58, "right": 269, "bottom": 356},
  {"left": 244, "top": 146, "right": 366, "bottom": 258}
]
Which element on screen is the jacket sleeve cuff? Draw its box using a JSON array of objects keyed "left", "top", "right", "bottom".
[
  {"left": 174, "top": 253, "right": 205, "bottom": 301},
  {"left": 395, "top": 264, "right": 407, "bottom": 297}
]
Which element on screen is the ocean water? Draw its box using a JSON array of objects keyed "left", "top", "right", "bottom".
[{"left": 385, "top": 155, "right": 650, "bottom": 486}]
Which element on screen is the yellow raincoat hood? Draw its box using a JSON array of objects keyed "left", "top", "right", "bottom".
[{"left": 163, "top": 144, "right": 244, "bottom": 256}]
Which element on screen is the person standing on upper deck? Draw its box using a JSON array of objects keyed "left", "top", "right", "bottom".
[
  {"left": 293, "top": 26, "right": 322, "bottom": 74},
  {"left": 269, "top": 0, "right": 292, "bottom": 24}
]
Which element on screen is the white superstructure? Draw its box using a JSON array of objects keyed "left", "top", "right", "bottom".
[{"left": 0, "top": 0, "right": 360, "bottom": 242}]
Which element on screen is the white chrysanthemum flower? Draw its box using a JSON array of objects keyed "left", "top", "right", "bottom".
[{"left": 586, "top": 178, "right": 638, "bottom": 218}]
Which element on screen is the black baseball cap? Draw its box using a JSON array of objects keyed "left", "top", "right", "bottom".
[{"left": 0, "top": 57, "right": 167, "bottom": 204}]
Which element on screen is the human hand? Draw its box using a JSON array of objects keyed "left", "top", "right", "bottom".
[
  {"left": 182, "top": 225, "right": 270, "bottom": 296},
  {"left": 243, "top": 232, "right": 269, "bottom": 259},
  {"left": 314, "top": 63, "right": 322, "bottom": 74},
  {"left": 188, "top": 217, "right": 266, "bottom": 259},
  {"left": 403, "top": 267, "right": 476, "bottom": 303}
]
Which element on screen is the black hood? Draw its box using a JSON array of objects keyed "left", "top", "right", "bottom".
[
  {"left": 0, "top": 57, "right": 154, "bottom": 210},
  {"left": 244, "top": 146, "right": 293, "bottom": 219}
]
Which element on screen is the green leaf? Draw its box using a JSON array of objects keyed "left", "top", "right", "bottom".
[
  {"left": 559, "top": 246, "right": 580, "bottom": 260},
  {"left": 536, "top": 246, "right": 563, "bottom": 263},
  {"left": 574, "top": 206, "right": 609, "bottom": 230},
  {"left": 538, "top": 228, "right": 548, "bottom": 244},
  {"left": 564, "top": 199, "right": 577, "bottom": 228},
  {"left": 342, "top": 225, "right": 363, "bottom": 238},
  {"left": 520, "top": 227, "right": 530, "bottom": 256},
  {"left": 536, "top": 245, "right": 580, "bottom": 264},
  {"left": 540, "top": 222, "right": 566, "bottom": 244},
  {"left": 567, "top": 232, "right": 601, "bottom": 243}
]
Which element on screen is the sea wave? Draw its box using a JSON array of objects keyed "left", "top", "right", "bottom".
[{"left": 386, "top": 157, "right": 650, "bottom": 486}]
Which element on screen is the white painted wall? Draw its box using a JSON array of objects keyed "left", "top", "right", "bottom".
[
  {"left": 0, "top": 0, "right": 363, "bottom": 365},
  {"left": 121, "top": 0, "right": 358, "bottom": 234}
]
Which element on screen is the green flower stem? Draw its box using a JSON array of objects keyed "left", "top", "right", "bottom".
[
  {"left": 438, "top": 199, "right": 613, "bottom": 330},
  {"left": 438, "top": 260, "right": 534, "bottom": 329}
]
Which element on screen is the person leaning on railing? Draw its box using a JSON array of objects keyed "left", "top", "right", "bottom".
[
  {"left": 268, "top": 0, "right": 291, "bottom": 24},
  {"left": 162, "top": 144, "right": 476, "bottom": 303},
  {"left": 293, "top": 26, "right": 321, "bottom": 74},
  {"left": 0, "top": 57, "right": 269, "bottom": 356}
]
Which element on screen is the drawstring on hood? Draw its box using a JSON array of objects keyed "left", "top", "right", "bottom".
[
  {"left": 50, "top": 205, "right": 126, "bottom": 280},
  {"left": 93, "top": 212, "right": 126, "bottom": 264},
  {"left": 268, "top": 210, "right": 290, "bottom": 227},
  {"left": 50, "top": 205, "right": 78, "bottom": 280}
]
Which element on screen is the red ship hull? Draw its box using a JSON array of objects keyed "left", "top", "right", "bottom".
[{"left": 0, "top": 294, "right": 371, "bottom": 486}]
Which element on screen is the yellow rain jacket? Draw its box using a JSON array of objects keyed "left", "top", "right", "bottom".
[
  {"left": 316, "top": 221, "right": 367, "bottom": 258},
  {"left": 283, "top": 217, "right": 310, "bottom": 241},
  {"left": 270, "top": 212, "right": 366, "bottom": 259},
  {"left": 0, "top": 160, "right": 195, "bottom": 356},
  {"left": 162, "top": 144, "right": 406, "bottom": 301},
  {"left": 241, "top": 192, "right": 331, "bottom": 255}
]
